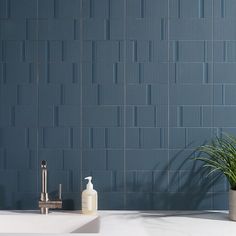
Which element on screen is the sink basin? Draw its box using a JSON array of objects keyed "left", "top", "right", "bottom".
[{"left": 0, "top": 211, "right": 100, "bottom": 234}]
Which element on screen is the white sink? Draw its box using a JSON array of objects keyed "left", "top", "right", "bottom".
[{"left": 0, "top": 211, "right": 100, "bottom": 234}]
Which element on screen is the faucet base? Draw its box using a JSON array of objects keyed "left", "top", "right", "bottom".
[
  {"left": 39, "top": 200, "right": 62, "bottom": 214},
  {"left": 40, "top": 208, "right": 49, "bottom": 215}
]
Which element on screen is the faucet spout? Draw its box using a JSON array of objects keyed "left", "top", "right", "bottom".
[{"left": 40, "top": 160, "right": 49, "bottom": 202}]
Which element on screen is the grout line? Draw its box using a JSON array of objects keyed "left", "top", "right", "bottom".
[
  {"left": 123, "top": 0, "right": 127, "bottom": 209},
  {"left": 79, "top": 0, "right": 83, "bottom": 192},
  {"left": 211, "top": 0, "right": 214, "bottom": 208},
  {"left": 211, "top": 0, "right": 214, "bottom": 134},
  {"left": 81, "top": 104, "right": 236, "bottom": 108},
  {"left": 35, "top": 0, "right": 39, "bottom": 194},
  {"left": 167, "top": 0, "right": 170, "bottom": 210}
]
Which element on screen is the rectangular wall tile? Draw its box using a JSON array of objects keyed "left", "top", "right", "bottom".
[
  {"left": 170, "top": 85, "right": 212, "bottom": 105},
  {"left": 58, "top": 106, "right": 80, "bottom": 127},
  {"left": 214, "top": 63, "right": 236, "bottom": 83},
  {"left": 126, "top": 150, "right": 168, "bottom": 171},
  {"left": 83, "top": 107, "right": 119, "bottom": 127},
  {"left": 41, "top": 127, "right": 70, "bottom": 148},
  {"left": 170, "top": 19, "right": 212, "bottom": 40}
]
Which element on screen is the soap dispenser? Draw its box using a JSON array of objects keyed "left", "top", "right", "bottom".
[{"left": 82, "top": 176, "right": 98, "bottom": 215}]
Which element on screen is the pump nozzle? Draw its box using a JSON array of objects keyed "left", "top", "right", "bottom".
[
  {"left": 85, "top": 176, "right": 93, "bottom": 190},
  {"left": 85, "top": 176, "right": 92, "bottom": 182}
]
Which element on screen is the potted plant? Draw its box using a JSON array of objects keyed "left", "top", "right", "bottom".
[{"left": 196, "top": 134, "right": 236, "bottom": 221}]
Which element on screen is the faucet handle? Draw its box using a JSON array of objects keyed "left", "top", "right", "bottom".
[
  {"left": 41, "top": 160, "right": 47, "bottom": 168},
  {"left": 58, "top": 184, "right": 62, "bottom": 200}
]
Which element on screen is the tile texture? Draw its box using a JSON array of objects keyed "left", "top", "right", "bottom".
[{"left": 0, "top": 0, "right": 232, "bottom": 210}]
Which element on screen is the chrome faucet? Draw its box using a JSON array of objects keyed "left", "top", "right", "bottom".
[{"left": 39, "top": 160, "right": 62, "bottom": 214}]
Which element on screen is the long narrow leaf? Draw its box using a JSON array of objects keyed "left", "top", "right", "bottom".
[{"left": 195, "top": 133, "right": 236, "bottom": 189}]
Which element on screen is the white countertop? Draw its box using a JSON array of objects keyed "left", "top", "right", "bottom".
[
  {"left": 0, "top": 210, "right": 235, "bottom": 236},
  {"left": 99, "top": 211, "right": 236, "bottom": 236}
]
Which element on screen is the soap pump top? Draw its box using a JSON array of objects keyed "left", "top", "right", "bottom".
[{"left": 85, "top": 176, "right": 93, "bottom": 190}]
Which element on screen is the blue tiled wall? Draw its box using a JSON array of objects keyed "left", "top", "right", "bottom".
[{"left": 0, "top": 0, "right": 233, "bottom": 210}]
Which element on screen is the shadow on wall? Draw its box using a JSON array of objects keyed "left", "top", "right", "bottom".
[
  {"left": 168, "top": 149, "right": 222, "bottom": 210},
  {"left": 125, "top": 145, "right": 226, "bottom": 210}
]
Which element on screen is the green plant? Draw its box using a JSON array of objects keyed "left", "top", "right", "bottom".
[{"left": 196, "top": 134, "right": 236, "bottom": 190}]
